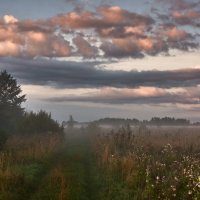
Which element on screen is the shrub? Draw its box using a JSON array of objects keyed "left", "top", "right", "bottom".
[
  {"left": 0, "top": 130, "right": 7, "bottom": 150},
  {"left": 18, "top": 110, "right": 63, "bottom": 134}
]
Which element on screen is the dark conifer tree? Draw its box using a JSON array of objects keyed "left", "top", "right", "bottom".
[{"left": 0, "top": 70, "right": 26, "bottom": 133}]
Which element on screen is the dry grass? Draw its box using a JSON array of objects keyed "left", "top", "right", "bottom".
[
  {"left": 50, "top": 166, "right": 69, "bottom": 200},
  {"left": 95, "top": 126, "right": 200, "bottom": 199},
  {"left": 5, "top": 133, "right": 63, "bottom": 163},
  {"left": 0, "top": 133, "right": 63, "bottom": 198}
]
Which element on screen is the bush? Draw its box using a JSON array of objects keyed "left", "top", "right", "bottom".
[
  {"left": 18, "top": 110, "right": 63, "bottom": 134},
  {"left": 0, "top": 130, "right": 8, "bottom": 150}
]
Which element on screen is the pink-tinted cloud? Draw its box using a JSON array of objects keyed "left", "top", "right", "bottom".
[
  {"left": 164, "top": 27, "right": 189, "bottom": 41},
  {"left": 156, "top": 0, "right": 200, "bottom": 26},
  {"left": 73, "top": 35, "right": 98, "bottom": 58},
  {"left": 0, "top": 3, "right": 199, "bottom": 59},
  {"left": 98, "top": 6, "right": 125, "bottom": 23},
  {"left": 101, "top": 36, "right": 168, "bottom": 58},
  {"left": 51, "top": 6, "right": 154, "bottom": 30},
  {"left": 47, "top": 86, "right": 200, "bottom": 105},
  {"left": 17, "top": 19, "right": 54, "bottom": 34},
  {"left": 98, "top": 87, "right": 167, "bottom": 98},
  {"left": 0, "top": 15, "right": 72, "bottom": 58},
  {"left": 98, "top": 6, "right": 154, "bottom": 26},
  {"left": 0, "top": 25, "right": 24, "bottom": 44},
  {"left": 51, "top": 11, "right": 99, "bottom": 29},
  {"left": 25, "top": 31, "right": 72, "bottom": 58},
  {"left": 124, "top": 26, "right": 145, "bottom": 36},
  {"left": 0, "top": 41, "right": 21, "bottom": 56},
  {"left": 112, "top": 37, "right": 155, "bottom": 52},
  {"left": 171, "top": 10, "right": 200, "bottom": 25}
]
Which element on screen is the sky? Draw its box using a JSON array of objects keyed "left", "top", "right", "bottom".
[{"left": 0, "top": 0, "right": 200, "bottom": 122}]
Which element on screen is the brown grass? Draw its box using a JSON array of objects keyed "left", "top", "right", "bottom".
[
  {"left": 95, "top": 126, "right": 200, "bottom": 199},
  {"left": 0, "top": 133, "right": 63, "bottom": 196}
]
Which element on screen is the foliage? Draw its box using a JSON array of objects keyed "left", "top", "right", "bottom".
[
  {"left": 0, "top": 130, "right": 8, "bottom": 150},
  {"left": 18, "top": 110, "right": 63, "bottom": 134},
  {"left": 93, "top": 117, "right": 191, "bottom": 126},
  {"left": 0, "top": 70, "right": 26, "bottom": 134},
  {"left": 149, "top": 117, "right": 190, "bottom": 126}
]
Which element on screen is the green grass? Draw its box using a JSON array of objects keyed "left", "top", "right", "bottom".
[{"left": 29, "top": 131, "right": 105, "bottom": 200}]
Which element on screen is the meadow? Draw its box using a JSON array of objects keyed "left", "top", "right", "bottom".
[
  {"left": 0, "top": 125, "right": 200, "bottom": 200},
  {"left": 95, "top": 125, "right": 200, "bottom": 200},
  {"left": 0, "top": 133, "right": 64, "bottom": 200}
]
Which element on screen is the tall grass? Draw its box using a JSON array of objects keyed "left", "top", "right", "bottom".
[
  {"left": 95, "top": 126, "right": 200, "bottom": 200},
  {"left": 0, "top": 133, "right": 63, "bottom": 199},
  {"left": 1, "top": 125, "right": 200, "bottom": 199}
]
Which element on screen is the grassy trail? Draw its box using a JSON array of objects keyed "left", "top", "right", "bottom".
[{"left": 29, "top": 131, "right": 103, "bottom": 200}]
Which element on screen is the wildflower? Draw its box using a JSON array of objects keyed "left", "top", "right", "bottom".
[{"left": 188, "top": 190, "right": 192, "bottom": 195}]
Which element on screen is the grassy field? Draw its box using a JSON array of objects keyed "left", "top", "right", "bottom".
[
  {"left": 0, "top": 126, "right": 200, "bottom": 200},
  {"left": 0, "top": 133, "right": 64, "bottom": 200},
  {"left": 95, "top": 126, "right": 200, "bottom": 200}
]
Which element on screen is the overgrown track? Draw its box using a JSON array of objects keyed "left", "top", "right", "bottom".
[{"left": 29, "top": 130, "right": 103, "bottom": 200}]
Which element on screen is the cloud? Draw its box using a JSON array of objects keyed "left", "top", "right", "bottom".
[
  {"left": 17, "top": 19, "right": 53, "bottom": 34},
  {"left": 164, "top": 27, "right": 189, "bottom": 41},
  {"left": 0, "top": 9, "right": 155, "bottom": 59},
  {"left": 155, "top": 0, "right": 200, "bottom": 27},
  {"left": 0, "top": 17, "right": 72, "bottom": 58},
  {"left": 50, "top": 6, "right": 154, "bottom": 30},
  {"left": 1, "top": 57, "right": 200, "bottom": 89},
  {"left": 50, "top": 5, "right": 198, "bottom": 58},
  {"left": 171, "top": 10, "right": 200, "bottom": 26},
  {"left": 46, "top": 86, "right": 200, "bottom": 105},
  {"left": 3, "top": 15, "right": 18, "bottom": 24},
  {"left": 73, "top": 35, "right": 98, "bottom": 58},
  {"left": 25, "top": 32, "right": 72, "bottom": 58},
  {"left": 0, "top": 23, "right": 23, "bottom": 44},
  {"left": 98, "top": 5, "right": 154, "bottom": 26},
  {"left": 1, "top": 57, "right": 200, "bottom": 105},
  {"left": 0, "top": 41, "right": 21, "bottom": 57},
  {"left": 0, "top": 4, "right": 199, "bottom": 59},
  {"left": 101, "top": 36, "right": 170, "bottom": 58},
  {"left": 156, "top": 0, "right": 200, "bottom": 11},
  {"left": 100, "top": 40, "right": 145, "bottom": 58}
]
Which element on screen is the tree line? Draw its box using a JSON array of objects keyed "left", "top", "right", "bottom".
[
  {"left": 94, "top": 117, "right": 191, "bottom": 126},
  {"left": 0, "top": 70, "right": 63, "bottom": 149}
]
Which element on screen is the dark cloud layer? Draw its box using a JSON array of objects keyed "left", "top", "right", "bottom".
[
  {"left": 47, "top": 90, "right": 200, "bottom": 105},
  {"left": 1, "top": 58, "right": 200, "bottom": 89}
]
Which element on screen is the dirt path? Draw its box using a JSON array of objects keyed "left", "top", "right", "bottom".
[
  {"left": 29, "top": 131, "right": 103, "bottom": 200},
  {"left": 63, "top": 132, "right": 102, "bottom": 200}
]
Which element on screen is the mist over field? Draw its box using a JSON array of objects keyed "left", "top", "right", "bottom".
[{"left": 0, "top": 0, "right": 200, "bottom": 199}]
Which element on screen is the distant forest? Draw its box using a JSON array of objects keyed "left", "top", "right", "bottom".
[{"left": 93, "top": 117, "right": 196, "bottom": 126}]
